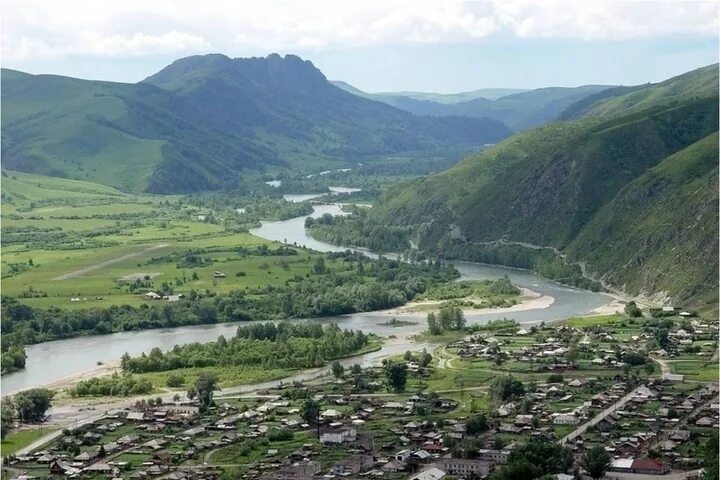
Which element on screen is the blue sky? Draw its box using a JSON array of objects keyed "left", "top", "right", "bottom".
[{"left": 2, "top": 0, "right": 718, "bottom": 92}]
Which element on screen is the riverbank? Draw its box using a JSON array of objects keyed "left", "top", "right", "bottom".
[{"left": 376, "top": 287, "right": 555, "bottom": 317}]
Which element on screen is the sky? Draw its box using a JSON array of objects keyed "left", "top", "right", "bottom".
[{"left": 2, "top": 0, "right": 718, "bottom": 92}]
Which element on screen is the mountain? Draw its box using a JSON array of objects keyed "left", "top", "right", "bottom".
[
  {"left": 333, "top": 81, "right": 613, "bottom": 131},
  {"left": 367, "top": 64, "right": 719, "bottom": 307},
  {"left": 331, "top": 82, "right": 526, "bottom": 103},
  {"left": 1, "top": 54, "right": 512, "bottom": 193}
]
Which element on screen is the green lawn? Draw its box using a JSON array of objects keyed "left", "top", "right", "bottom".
[
  {"left": 565, "top": 314, "right": 625, "bottom": 328},
  {"left": 1, "top": 427, "right": 59, "bottom": 456}
]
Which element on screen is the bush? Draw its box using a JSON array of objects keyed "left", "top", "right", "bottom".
[{"left": 166, "top": 373, "right": 185, "bottom": 388}]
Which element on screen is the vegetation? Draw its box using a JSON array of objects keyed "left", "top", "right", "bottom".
[
  {"left": 493, "top": 440, "right": 573, "bottom": 479},
  {"left": 69, "top": 374, "right": 153, "bottom": 397},
  {"left": 2, "top": 55, "right": 510, "bottom": 194},
  {"left": 336, "top": 81, "right": 611, "bottom": 131},
  {"left": 3, "top": 389, "right": 54, "bottom": 425},
  {"left": 1, "top": 252, "right": 458, "bottom": 348},
  {"left": 580, "top": 444, "right": 612, "bottom": 480},
  {"left": 121, "top": 323, "right": 373, "bottom": 373},
  {"left": 426, "top": 307, "right": 466, "bottom": 335},
  {"left": 340, "top": 64, "right": 718, "bottom": 307}
]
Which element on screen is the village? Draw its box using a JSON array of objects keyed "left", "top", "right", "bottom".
[{"left": 2, "top": 310, "right": 718, "bottom": 480}]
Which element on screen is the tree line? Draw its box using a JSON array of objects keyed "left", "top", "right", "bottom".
[
  {"left": 1, "top": 252, "right": 459, "bottom": 349},
  {"left": 120, "top": 323, "right": 372, "bottom": 373}
]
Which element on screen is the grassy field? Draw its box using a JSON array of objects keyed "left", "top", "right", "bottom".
[
  {"left": 1, "top": 171, "right": 330, "bottom": 309},
  {"left": 0, "top": 427, "right": 59, "bottom": 456}
]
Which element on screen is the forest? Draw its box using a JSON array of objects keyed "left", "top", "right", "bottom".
[{"left": 120, "top": 322, "right": 372, "bottom": 373}]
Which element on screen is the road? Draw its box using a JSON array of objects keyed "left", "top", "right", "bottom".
[
  {"left": 12, "top": 412, "right": 107, "bottom": 457},
  {"left": 560, "top": 386, "right": 642, "bottom": 444},
  {"left": 53, "top": 244, "right": 169, "bottom": 280}
]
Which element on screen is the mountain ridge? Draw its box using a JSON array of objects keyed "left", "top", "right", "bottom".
[
  {"left": 364, "top": 63, "right": 719, "bottom": 307},
  {"left": 1, "top": 54, "right": 512, "bottom": 193}
]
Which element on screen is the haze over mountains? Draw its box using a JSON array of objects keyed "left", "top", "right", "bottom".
[
  {"left": 1, "top": 54, "right": 511, "bottom": 193},
  {"left": 332, "top": 81, "right": 612, "bottom": 131},
  {"left": 369, "top": 64, "right": 719, "bottom": 308}
]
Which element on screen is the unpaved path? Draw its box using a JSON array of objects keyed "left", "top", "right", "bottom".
[
  {"left": 53, "top": 244, "right": 169, "bottom": 280},
  {"left": 560, "top": 386, "right": 642, "bottom": 444}
]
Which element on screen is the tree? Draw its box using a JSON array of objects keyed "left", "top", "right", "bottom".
[
  {"left": 702, "top": 432, "right": 719, "bottom": 480},
  {"left": 13, "top": 389, "right": 54, "bottom": 422},
  {"left": 1, "top": 397, "right": 15, "bottom": 439},
  {"left": 190, "top": 372, "right": 218, "bottom": 412},
  {"left": 466, "top": 413, "right": 488, "bottom": 435},
  {"left": 491, "top": 460, "right": 542, "bottom": 480},
  {"left": 166, "top": 373, "right": 185, "bottom": 388},
  {"left": 489, "top": 375, "right": 525, "bottom": 402},
  {"left": 427, "top": 312, "right": 442, "bottom": 335},
  {"left": 313, "top": 257, "right": 327, "bottom": 274},
  {"left": 624, "top": 301, "right": 642, "bottom": 318},
  {"left": 331, "top": 361, "right": 345, "bottom": 378},
  {"left": 418, "top": 349, "right": 432, "bottom": 368},
  {"left": 385, "top": 362, "right": 408, "bottom": 393},
  {"left": 452, "top": 307, "right": 466, "bottom": 330},
  {"left": 350, "top": 364, "right": 362, "bottom": 375},
  {"left": 301, "top": 398, "right": 321, "bottom": 437},
  {"left": 506, "top": 440, "right": 573, "bottom": 477},
  {"left": 580, "top": 445, "right": 612, "bottom": 480}
]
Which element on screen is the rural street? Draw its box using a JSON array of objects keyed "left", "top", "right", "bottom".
[{"left": 560, "top": 386, "right": 642, "bottom": 444}]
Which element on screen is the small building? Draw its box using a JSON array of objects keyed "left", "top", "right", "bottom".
[
  {"left": 435, "top": 458, "right": 491, "bottom": 477},
  {"left": 553, "top": 414, "right": 579, "bottom": 425},
  {"left": 410, "top": 467, "right": 447, "bottom": 480},
  {"left": 320, "top": 428, "right": 356, "bottom": 444}
]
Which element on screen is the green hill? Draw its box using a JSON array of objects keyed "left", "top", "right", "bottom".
[
  {"left": 368, "top": 64, "right": 719, "bottom": 307},
  {"left": 333, "top": 81, "right": 612, "bottom": 130},
  {"left": 1, "top": 55, "right": 512, "bottom": 193}
]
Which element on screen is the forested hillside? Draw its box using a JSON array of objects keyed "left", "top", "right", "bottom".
[
  {"left": 1, "top": 54, "right": 511, "bottom": 193},
  {"left": 364, "top": 64, "right": 719, "bottom": 308}
]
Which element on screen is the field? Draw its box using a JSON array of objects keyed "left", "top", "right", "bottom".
[
  {"left": 1, "top": 427, "right": 59, "bottom": 456},
  {"left": 1, "top": 171, "right": 325, "bottom": 310}
]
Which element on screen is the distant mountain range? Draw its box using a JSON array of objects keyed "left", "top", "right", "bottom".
[
  {"left": 367, "top": 64, "right": 719, "bottom": 309},
  {"left": 332, "top": 81, "right": 613, "bottom": 131},
  {"left": 1, "top": 54, "right": 511, "bottom": 193}
]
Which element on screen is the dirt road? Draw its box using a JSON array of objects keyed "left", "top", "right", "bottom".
[{"left": 53, "top": 244, "right": 169, "bottom": 280}]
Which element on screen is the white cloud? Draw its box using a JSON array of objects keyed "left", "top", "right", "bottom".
[{"left": 2, "top": 0, "right": 717, "bottom": 61}]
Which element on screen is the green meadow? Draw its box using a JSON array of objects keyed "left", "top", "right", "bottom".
[{"left": 1, "top": 170, "right": 320, "bottom": 309}]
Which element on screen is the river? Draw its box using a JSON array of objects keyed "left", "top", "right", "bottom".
[{"left": 1, "top": 204, "right": 610, "bottom": 395}]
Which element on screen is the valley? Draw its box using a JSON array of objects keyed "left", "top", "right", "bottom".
[{"left": 0, "top": 49, "right": 717, "bottom": 480}]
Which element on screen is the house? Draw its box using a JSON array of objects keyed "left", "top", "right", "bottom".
[
  {"left": 84, "top": 462, "right": 113, "bottom": 474},
  {"left": 320, "top": 409, "right": 342, "bottom": 419},
  {"left": 553, "top": 414, "right": 578, "bottom": 425},
  {"left": 696, "top": 417, "right": 715, "bottom": 427},
  {"left": 127, "top": 411, "right": 147, "bottom": 422},
  {"left": 630, "top": 458, "right": 669, "bottom": 475},
  {"left": 320, "top": 427, "right": 356, "bottom": 444},
  {"left": 383, "top": 460, "right": 405, "bottom": 473},
  {"left": 266, "top": 461, "right": 321, "bottom": 480},
  {"left": 410, "top": 467, "right": 447, "bottom": 480},
  {"left": 74, "top": 451, "right": 96, "bottom": 462},
  {"left": 434, "top": 458, "right": 491, "bottom": 477},
  {"left": 49, "top": 460, "right": 81, "bottom": 476},
  {"left": 330, "top": 455, "right": 374, "bottom": 475},
  {"left": 395, "top": 449, "right": 412, "bottom": 463},
  {"left": 609, "top": 458, "right": 635, "bottom": 473},
  {"left": 477, "top": 448, "right": 512, "bottom": 465}
]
